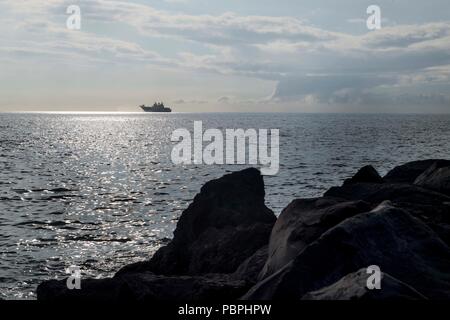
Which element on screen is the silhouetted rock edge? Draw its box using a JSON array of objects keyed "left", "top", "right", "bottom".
[{"left": 37, "top": 160, "right": 450, "bottom": 301}]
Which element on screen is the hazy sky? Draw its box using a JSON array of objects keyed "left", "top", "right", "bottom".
[{"left": 1, "top": 0, "right": 450, "bottom": 112}]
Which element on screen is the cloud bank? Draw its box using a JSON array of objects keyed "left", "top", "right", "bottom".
[{"left": 1, "top": 0, "right": 449, "bottom": 111}]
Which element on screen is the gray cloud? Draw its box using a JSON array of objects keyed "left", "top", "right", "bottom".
[{"left": 1, "top": 0, "right": 450, "bottom": 111}]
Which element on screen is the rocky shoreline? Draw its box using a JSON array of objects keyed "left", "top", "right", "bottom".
[{"left": 37, "top": 160, "right": 450, "bottom": 300}]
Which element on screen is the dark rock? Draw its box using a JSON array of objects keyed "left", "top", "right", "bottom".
[
  {"left": 324, "top": 181, "right": 450, "bottom": 244},
  {"left": 392, "top": 201, "right": 450, "bottom": 247},
  {"left": 383, "top": 159, "right": 450, "bottom": 184},
  {"left": 427, "top": 222, "right": 450, "bottom": 247},
  {"left": 37, "top": 160, "right": 450, "bottom": 301},
  {"left": 38, "top": 168, "right": 275, "bottom": 301},
  {"left": 232, "top": 246, "right": 268, "bottom": 285},
  {"left": 259, "top": 198, "right": 371, "bottom": 280},
  {"left": 119, "top": 168, "right": 276, "bottom": 276},
  {"left": 37, "top": 272, "right": 247, "bottom": 302},
  {"left": 325, "top": 182, "right": 450, "bottom": 206},
  {"left": 343, "top": 165, "right": 383, "bottom": 185},
  {"left": 301, "top": 268, "right": 426, "bottom": 300},
  {"left": 242, "top": 202, "right": 450, "bottom": 300},
  {"left": 415, "top": 162, "right": 450, "bottom": 196}
]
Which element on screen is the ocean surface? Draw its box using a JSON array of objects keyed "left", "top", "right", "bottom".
[{"left": 1, "top": 112, "right": 450, "bottom": 299}]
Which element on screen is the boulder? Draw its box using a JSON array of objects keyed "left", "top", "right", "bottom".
[
  {"left": 383, "top": 159, "right": 450, "bottom": 184},
  {"left": 38, "top": 168, "right": 276, "bottom": 301},
  {"left": 343, "top": 165, "right": 383, "bottom": 185},
  {"left": 37, "top": 160, "right": 450, "bottom": 302},
  {"left": 259, "top": 198, "right": 371, "bottom": 280},
  {"left": 324, "top": 181, "right": 450, "bottom": 244},
  {"left": 325, "top": 182, "right": 450, "bottom": 206},
  {"left": 242, "top": 202, "right": 450, "bottom": 300},
  {"left": 37, "top": 272, "right": 247, "bottom": 302},
  {"left": 414, "top": 162, "right": 450, "bottom": 196},
  {"left": 119, "top": 168, "right": 276, "bottom": 276},
  {"left": 301, "top": 268, "right": 426, "bottom": 300},
  {"left": 393, "top": 201, "right": 450, "bottom": 247},
  {"left": 231, "top": 246, "right": 268, "bottom": 285}
]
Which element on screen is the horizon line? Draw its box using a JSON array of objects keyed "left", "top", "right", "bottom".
[{"left": 2, "top": 110, "right": 450, "bottom": 115}]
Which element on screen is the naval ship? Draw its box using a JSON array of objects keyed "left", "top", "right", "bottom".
[{"left": 140, "top": 102, "right": 172, "bottom": 112}]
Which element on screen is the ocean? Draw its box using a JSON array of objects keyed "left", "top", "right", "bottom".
[{"left": 1, "top": 112, "right": 450, "bottom": 299}]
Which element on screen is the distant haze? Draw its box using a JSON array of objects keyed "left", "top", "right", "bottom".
[{"left": 1, "top": 0, "right": 450, "bottom": 113}]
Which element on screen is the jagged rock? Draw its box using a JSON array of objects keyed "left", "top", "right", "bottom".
[
  {"left": 37, "top": 168, "right": 275, "bottom": 301},
  {"left": 383, "top": 159, "right": 450, "bottom": 184},
  {"left": 118, "top": 168, "right": 276, "bottom": 276},
  {"left": 259, "top": 198, "right": 371, "bottom": 280},
  {"left": 394, "top": 201, "right": 450, "bottom": 247},
  {"left": 37, "top": 272, "right": 247, "bottom": 302},
  {"left": 324, "top": 180, "right": 450, "bottom": 244},
  {"left": 415, "top": 162, "right": 450, "bottom": 196},
  {"left": 37, "top": 160, "right": 450, "bottom": 302},
  {"left": 242, "top": 202, "right": 450, "bottom": 300},
  {"left": 231, "top": 246, "right": 268, "bottom": 285},
  {"left": 301, "top": 268, "right": 426, "bottom": 300},
  {"left": 325, "top": 182, "right": 450, "bottom": 206},
  {"left": 344, "top": 165, "right": 383, "bottom": 185}
]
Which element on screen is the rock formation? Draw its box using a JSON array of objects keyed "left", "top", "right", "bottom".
[
  {"left": 37, "top": 160, "right": 450, "bottom": 301},
  {"left": 38, "top": 168, "right": 275, "bottom": 301}
]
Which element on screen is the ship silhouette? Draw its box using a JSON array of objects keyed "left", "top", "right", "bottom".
[{"left": 140, "top": 102, "right": 172, "bottom": 112}]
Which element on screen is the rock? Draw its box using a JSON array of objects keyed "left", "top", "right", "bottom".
[
  {"left": 259, "top": 198, "right": 371, "bottom": 280},
  {"left": 118, "top": 168, "right": 276, "bottom": 276},
  {"left": 427, "top": 222, "right": 450, "bottom": 247},
  {"left": 383, "top": 159, "right": 450, "bottom": 184},
  {"left": 38, "top": 168, "right": 275, "bottom": 301},
  {"left": 242, "top": 202, "right": 450, "bottom": 300},
  {"left": 343, "top": 165, "right": 383, "bottom": 185},
  {"left": 393, "top": 201, "right": 450, "bottom": 247},
  {"left": 231, "top": 246, "right": 269, "bottom": 285},
  {"left": 301, "top": 268, "right": 426, "bottom": 300},
  {"left": 37, "top": 272, "right": 247, "bottom": 302},
  {"left": 324, "top": 182, "right": 450, "bottom": 206},
  {"left": 414, "top": 162, "right": 450, "bottom": 196},
  {"left": 324, "top": 181, "right": 450, "bottom": 244},
  {"left": 37, "top": 160, "right": 450, "bottom": 301}
]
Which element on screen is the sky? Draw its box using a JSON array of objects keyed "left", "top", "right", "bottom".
[{"left": 0, "top": 0, "right": 450, "bottom": 113}]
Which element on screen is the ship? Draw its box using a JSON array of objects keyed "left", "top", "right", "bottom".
[{"left": 140, "top": 102, "right": 172, "bottom": 112}]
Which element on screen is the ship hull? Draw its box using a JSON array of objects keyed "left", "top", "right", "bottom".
[{"left": 141, "top": 106, "right": 172, "bottom": 112}]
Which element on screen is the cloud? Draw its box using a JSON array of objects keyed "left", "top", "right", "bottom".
[
  {"left": 271, "top": 73, "right": 450, "bottom": 109},
  {"left": 361, "top": 22, "right": 450, "bottom": 49},
  {"left": 164, "top": 0, "right": 190, "bottom": 3},
  {"left": 1, "top": 0, "right": 450, "bottom": 110},
  {"left": 0, "top": 5, "right": 176, "bottom": 68},
  {"left": 6, "top": 0, "right": 335, "bottom": 45},
  {"left": 173, "top": 99, "right": 208, "bottom": 104},
  {"left": 272, "top": 75, "right": 393, "bottom": 100},
  {"left": 217, "top": 96, "right": 231, "bottom": 104},
  {"left": 264, "top": 23, "right": 450, "bottom": 106}
]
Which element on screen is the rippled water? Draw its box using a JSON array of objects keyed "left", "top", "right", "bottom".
[{"left": 1, "top": 112, "right": 450, "bottom": 299}]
